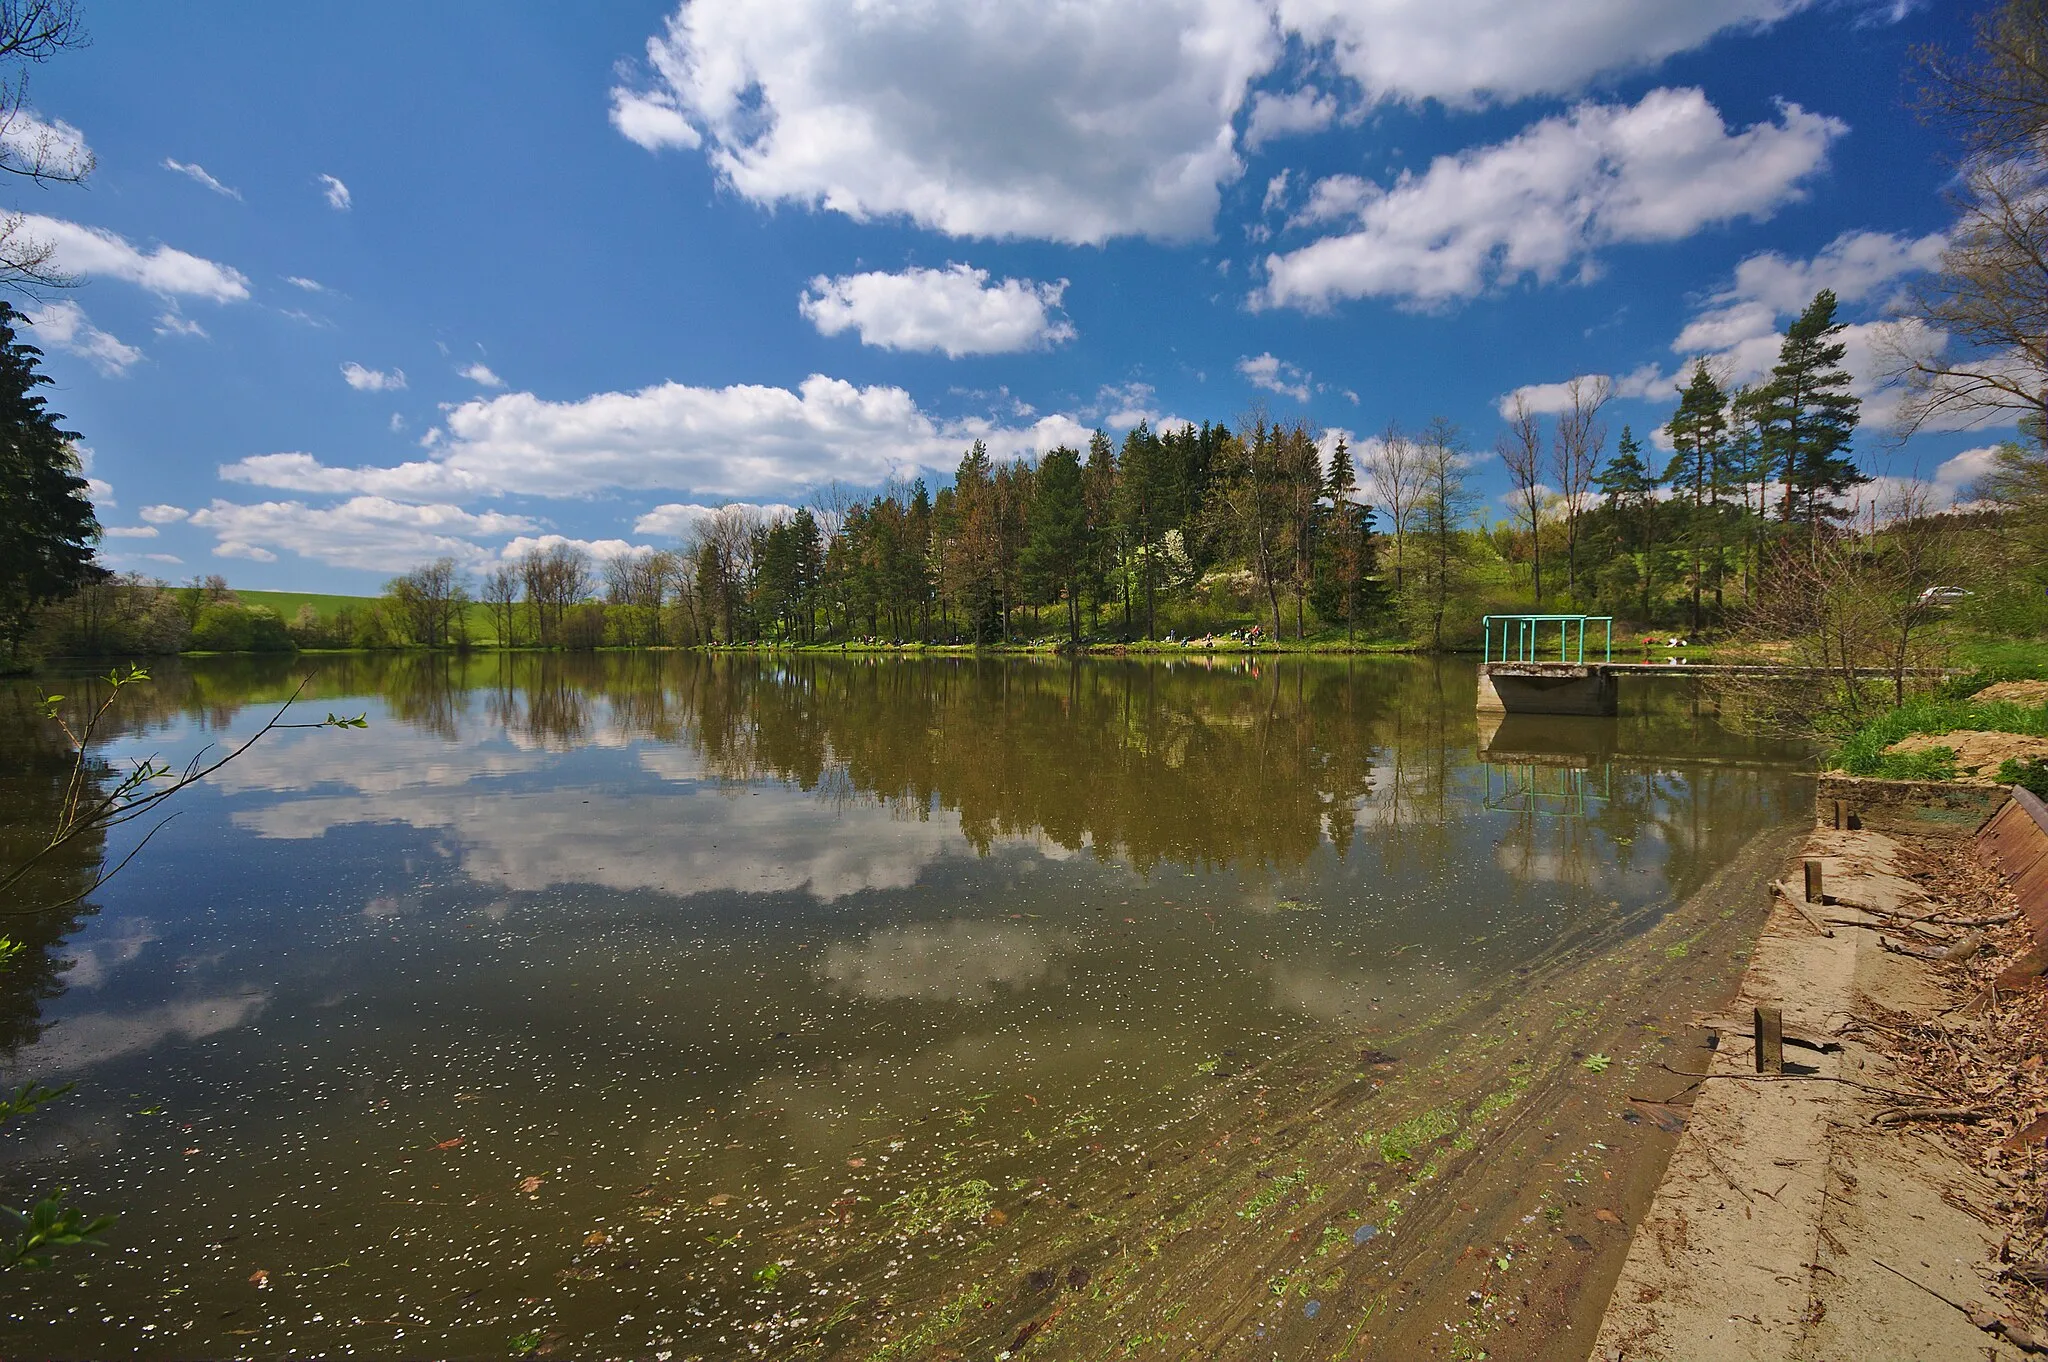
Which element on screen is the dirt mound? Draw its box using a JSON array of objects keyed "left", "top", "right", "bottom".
[
  {"left": 1887, "top": 728, "right": 2048, "bottom": 777},
  {"left": 1973, "top": 678, "right": 2048, "bottom": 706}
]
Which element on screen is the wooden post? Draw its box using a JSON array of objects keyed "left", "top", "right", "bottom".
[
  {"left": 1832, "top": 799, "right": 1846, "bottom": 830},
  {"left": 1803, "top": 859, "right": 1824, "bottom": 904},
  {"left": 1754, "top": 1005, "right": 1784, "bottom": 1074}
]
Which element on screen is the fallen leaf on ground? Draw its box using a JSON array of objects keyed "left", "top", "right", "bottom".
[
  {"left": 847, "top": 1158, "right": 865, "bottom": 1168},
  {"left": 1594, "top": 1208, "right": 1623, "bottom": 1225},
  {"left": 707, "top": 1193, "right": 734, "bottom": 1207},
  {"left": 248, "top": 1270, "right": 268, "bottom": 1288},
  {"left": 583, "top": 1231, "right": 609, "bottom": 1247},
  {"left": 435, "top": 1136, "right": 465, "bottom": 1150},
  {"left": 519, "top": 1175, "right": 544, "bottom": 1194}
]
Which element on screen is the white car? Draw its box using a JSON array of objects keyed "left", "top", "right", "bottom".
[{"left": 1916, "top": 586, "right": 1971, "bottom": 606}]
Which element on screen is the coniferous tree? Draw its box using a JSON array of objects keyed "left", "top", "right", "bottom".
[
  {"left": 1595, "top": 425, "right": 1660, "bottom": 621},
  {"left": 1762, "top": 289, "right": 1864, "bottom": 531},
  {"left": 1021, "top": 445, "right": 1091, "bottom": 643},
  {"left": 0, "top": 301, "right": 99, "bottom": 658},
  {"left": 1664, "top": 362, "right": 1727, "bottom": 634}
]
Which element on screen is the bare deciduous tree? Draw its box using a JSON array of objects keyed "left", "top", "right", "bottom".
[
  {"left": 0, "top": 1, "right": 93, "bottom": 296},
  {"left": 383, "top": 557, "right": 469, "bottom": 648},
  {"left": 1362, "top": 420, "right": 1423, "bottom": 592},
  {"left": 1723, "top": 485, "right": 1960, "bottom": 737},
  {"left": 1892, "top": 1, "right": 2048, "bottom": 446},
  {"left": 517, "top": 542, "right": 593, "bottom": 648},
  {"left": 1887, "top": 157, "right": 2048, "bottom": 444},
  {"left": 480, "top": 565, "right": 519, "bottom": 647},
  {"left": 1498, "top": 395, "right": 1546, "bottom": 605},
  {"left": 1550, "top": 374, "right": 1610, "bottom": 603}
]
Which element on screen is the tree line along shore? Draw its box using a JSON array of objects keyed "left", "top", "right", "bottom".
[{"left": 20, "top": 283, "right": 2047, "bottom": 668}]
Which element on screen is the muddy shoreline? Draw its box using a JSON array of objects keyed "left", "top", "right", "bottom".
[{"left": 724, "top": 819, "right": 1812, "bottom": 1362}]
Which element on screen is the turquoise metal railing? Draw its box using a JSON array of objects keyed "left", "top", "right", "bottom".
[{"left": 1481, "top": 614, "right": 1614, "bottom": 665}]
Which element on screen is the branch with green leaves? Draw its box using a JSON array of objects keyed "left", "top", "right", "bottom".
[{"left": 0, "top": 664, "right": 367, "bottom": 912}]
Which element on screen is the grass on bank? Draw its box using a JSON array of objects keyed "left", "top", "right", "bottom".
[{"left": 1828, "top": 638, "right": 2048, "bottom": 784}]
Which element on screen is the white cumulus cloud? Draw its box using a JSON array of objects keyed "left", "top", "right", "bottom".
[
  {"left": 317, "top": 173, "right": 351, "bottom": 210},
  {"left": 1272, "top": 0, "right": 1821, "bottom": 109},
  {"left": 610, "top": 0, "right": 1278, "bottom": 244},
  {"left": 25, "top": 300, "right": 141, "bottom": 375},
  {"left": 218, "top": 374, "right": 1098, "bottom": 503},
  {"left": 800, "top": 263, "right": 1075, "bottom": 356},
  {"left": 13, "top": 214, "right": 250, "bottom": 301},
  {"left": 498, "top": 533, "right": 656, "bottom": 563},
  {"left": 139, "top": 504, "right": 189, "bottom": 523},
  {"left": 634, "top": 501, "right": 803, "bottom": 539},
  {"left": 188, "top": 496, "right": 538, "bottom": 571},
  {"left": 460, "top": 361, "right": 504, "bottom": 388},
  {"left": 163, "top": 158, "right": 240, "bottom": 199},
  {"left": 341, "top": 361, "right": 405, "bottom": 392},
  {"left": 1257, "top": 88, "right": 1844, "bottom": 311},
  {"left": 0, "top": 111, "right": 91, "bottom": 180},
  {"left": 1237, "top": 352, "right": 1312, "bottom": 402},
  {"left": 1244, "top": 86, "right": 1337, "bottom": 149},
  {"left": 609, "top": 87, "right": 700, "bottom": 151},
  {"left": 609, "top": 0, "right": 1860, "bottom": 245}
]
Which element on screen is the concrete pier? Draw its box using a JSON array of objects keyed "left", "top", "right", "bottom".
[{"left": 1476, "top": 662, "right": 1620, "bottom": 716}]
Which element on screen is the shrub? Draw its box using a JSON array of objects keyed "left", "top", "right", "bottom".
[{"left": 189, "top": 604, "right": 295, "bottom": 653}]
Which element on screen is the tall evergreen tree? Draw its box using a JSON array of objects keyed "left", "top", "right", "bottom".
[
  {"left": 1595, "top": 424, "right": 1660, "bottom": 622},
  {"left": 1021, "top": 446, "right": 1091, "bottom": 643},
  {"left": 0, "top": 302, "right": 99, "bottom": 657},
  {"left": 1762, "top": 289, "right": 1864, "bottom": 530},
  {"left": 1664, "top": 362, "right": 1727, "bottom": 634}
]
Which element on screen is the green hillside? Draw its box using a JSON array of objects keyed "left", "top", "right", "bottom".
[{"left": 234, "top": 590, "right": 375, "bottom": 622}]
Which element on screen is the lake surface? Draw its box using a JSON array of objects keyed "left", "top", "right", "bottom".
[{"left": 0, "top": 653, "right": 1811, "bottom": 1359}]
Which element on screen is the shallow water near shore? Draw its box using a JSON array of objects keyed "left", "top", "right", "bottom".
[{"left": 0, "top": 653, "right": 1811, "bottom": 1358}]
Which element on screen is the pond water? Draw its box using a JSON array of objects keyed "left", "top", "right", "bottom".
[{"left": 0, "top": 653, "right": 1811, "bottom": 1359}]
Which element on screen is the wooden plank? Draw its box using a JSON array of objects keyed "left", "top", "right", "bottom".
[
  {"left": 1804, "top": 859, "right": 1824, "bottom": 904},
  {"left": 1976, "top": 793, "right": 2048, "bottom": 949}
]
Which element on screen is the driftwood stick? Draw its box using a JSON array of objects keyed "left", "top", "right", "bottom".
[
  {"left": 1872, "top": 1258, "right": 2048, "bottom": 1354},
  {"left": 1871, "top": 1105, "right": 1988, "bottom": 1127},
  {"left": 1772, "top": 880, "right": 1836, "bottom": 937}
]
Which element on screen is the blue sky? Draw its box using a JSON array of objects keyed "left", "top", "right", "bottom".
[{"left": 8, "top": 0, "right": 1993, "bottom": 592}]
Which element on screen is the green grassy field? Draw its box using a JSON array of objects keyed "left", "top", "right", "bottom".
[
  {"left": 234, "top": 590, "right": 503, "bottom": 643},
  {"left": 234, "top": 589, "right": 376, "bottom": 621}
]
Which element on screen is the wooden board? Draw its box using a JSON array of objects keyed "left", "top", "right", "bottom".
[{"left": 1975, "top": 789, "right": 2048, "bottom": 948}]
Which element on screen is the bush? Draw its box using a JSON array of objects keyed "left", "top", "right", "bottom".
[
  {"left": 189, "top": 604, "right": 295, "bottom": 653},
  {"left": 30, "top": 575, "right": 191, "bottom": 655},
  {"left": 1999, "top": 756, "right": 2048, "bottom": 799},
  {"left": 561, "top": 602, "right": 608, "bottom": 650}
]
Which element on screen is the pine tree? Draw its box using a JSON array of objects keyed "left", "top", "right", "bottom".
[
  {"left": 1762, "top": 289, "right": 1864, "bottom": 530},
  {"left": 1664, "top": 362, "right": 1727, "bottom": 634},
  {"left": 0, "top": 302, "right": 99, "bottom": 658},
  {"left": 1595, "top": 425, "right": 1659, "bottom": 621},
  {"left": 1021, "top": 446, "right": 1090, "bottom": 643}
]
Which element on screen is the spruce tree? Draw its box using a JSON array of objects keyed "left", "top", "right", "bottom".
[
  {"left": 1595, "top": 424, "right": 1660, "bottom": 622},
  {"left": 0, "top": 301, "right": 99, "bottom": 658},
  {"left": 1021, "top": 446, "right": 1090, "bottom": 643},
  {"left": 1762, "top": 289, "right": 1864, "bottom": 530},
  {"left": 1664, "top": 362, "right": 1727, "bottom": 634}
]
